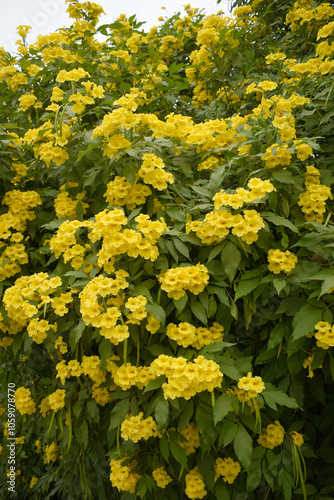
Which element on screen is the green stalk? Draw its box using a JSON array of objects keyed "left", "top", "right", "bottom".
[
  {"left": 47, "top": 410, "right": 56, "bottom": 439},
  {"left": 67, "top": 402, "right": 72, "bottom": 453},
  {"left": 117, "top": 426, "right": 121, "bottom": 457},
  {"left": 211, "top": 390, "right": 216, "bottom": 409},
  {"left": 123, "top": 338, "right": 128, "bottom": 364}
]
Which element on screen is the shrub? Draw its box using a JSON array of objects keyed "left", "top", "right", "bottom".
[{"left": 1, "top": 0, "right": 334, "bottom": 498}]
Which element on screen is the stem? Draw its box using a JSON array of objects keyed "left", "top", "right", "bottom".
[
  {"left": 211, "top": 390, "right": 216, "bottom": 409},
  {"left": 117, "top": 426, "right": 121, "bottom": 457},
  {"left": 123, "top": 338, "right": 128, "bottom": 364},
  {"left": 324, "top": 212, "right": 331, "bottom": 226},
  {"left": 47, "top": 410, "right": 56, "bottom": 439},
  {"left": 136, "top": 331, "right": 140, "bottom": 367},
  {"left": 67, "top": 401, "right": 72, "bottom": 453}
]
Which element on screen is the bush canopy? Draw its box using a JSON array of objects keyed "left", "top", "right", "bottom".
[{"left": 1, "top": 0, "right": 334, "bottom": 498}]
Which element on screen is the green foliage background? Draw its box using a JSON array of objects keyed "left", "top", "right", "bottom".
[{"left": 0, "top": 0, "right": 334, "bottom": 498}]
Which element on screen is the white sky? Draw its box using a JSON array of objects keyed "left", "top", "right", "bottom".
[{"left": 0, "top": 0, "right": 231, "bottom": 54}]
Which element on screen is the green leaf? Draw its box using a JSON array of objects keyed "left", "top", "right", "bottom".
[
  {"left": 155, "top": 394, "right": 169, "bottom": 429},
  {"left": 170, "top": 440, "right": 188, "bottom": 469},
  {"left": 234, "top": 424, "right": 253, "bottom": 469},
  {"left": 165, "top": 208, "right": 187, "bottom": 222},
  {"left": 164, "top": 240, "right": 179, "bottom": 263},
  {"left": 159, "top": 434, "right": 169, "bottom": 461},
  {"left": 262, "top": 213, "right": 299, "bottom": 233},
  {"left": 262, "top": 389, "right": 298, "bottom": 410},
  {"left": 213, "top": 394, "right": 231, "bottom": 425},
  {"left": 146, "top": 303, "right": 166, "bottom": 324},
  {"left": 292, "top": 303, "right": 323, "bottom": 340},
  {"left": 142, "top": 375, "right": 166, "bottom": 394},
  {"left": 268, "top": 323, "right": 285, "bottom": 350},
  {"left": 174, "top": 294, "right": 188, "bottom": 315},
  {"left": 86, "top": 399, "right": 100, "bottom": 423},
  {"left": 208, "top": 242, "right": 225, "bottom": 262},
  {"left": 11, "top": 334, "right": 23, "bottom": 357},
  {"left": 223, "top": 423, "right": 238, "bottom": 446},
  {"left": 235, "top": 278, "right": 260, "bottom": 301},
  {"left": 99, "top": 338, "right": 113, "bottom": 371},
  {"left": 69, "top": 320, "right": 86, "bottom": 351},
  {"left": 273, "top": 278, "right": 286, "bottom": 294},
  {"left": 173, "top": 238, "right": 190, "bottom": 259},
  {"left": 319, "top": 276, "right": 334, "bottom": 297},
  {"left": 208, "top": 165, "right": 226, "bottom": 193},
  {"left": 178, "top": 400, "right": 194, "bottom": 431},
  {"left": 221, "top": 242, "right": 241, "bottom": 281},
  {"left": 190, "top": 301, "right": 207, "bottom": 325},
  {"left": 109, "top": 399, "right": 130, "bottom": 431}
]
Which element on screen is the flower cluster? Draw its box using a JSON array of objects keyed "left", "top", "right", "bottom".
[
  {"left": 151, "top": 354, "right": 223, "bottom": 399},
  {"left": 152, "top": 467, "right": 172, "bottom": 488},
  {"left": 213, "top": 178, "right": 275, "bottom": 210},
  {"left": 258, "top": 421, "right": 285, "bottom": 449},
  {"left": 185, "top": 467, "right": 207, "bottom": 499},
  {"left": 3, "top": 273, "right": 62, "bottom": 332},
  {"left": 178, "top": 422, "right": 200, "bottom": 455},
  {"left": 138, "top": 153, "right": 174, "bottom": 190},
  {"left": 54, "top": 184, "right": 88, "bottom": 220},
  {"left": 263, "top": 143, "right": 292, "bottom": 168},
  {"left": 121, "top": 412, "right": 159, "bottom": 442},
  {"left": 214, "top": 457, "right": 241, "bottom": 484},
  {"left": 14, "top": 387, "right": 36, "bottom": 415},
  {"left": 298, "top": 166, "right": 332, "bottom": 223},
  {"left": 109, "top": 457, "right": 141, "bottom": 494},
  {"left": 112, "top": 362, "right": 156, "bottom": 390},
  {"left": 267, "top": 249, "right": 298, "bottom": 274},
  {"left": 79, "top": 273, "right": 130, "bottom": 343},
  {"left": 166, "top": 322, "right": 224, "bottom": 348},
  {"left": 88, "top": 208, "right": 166, "bottom": 267},
  {"left": 314, "top": 321, "right": 334, "bottom": 349},
  {"left": 159, "top": 264, "right": 209, "bottom": 300},
  {"left": 44, "top": 443, "right": 60, "bottom": 464},
  {"left": 237, "top": 372, "right": 265, "bottom": 398},
  {"left": 0, "top": 190, "right": 41, "bottom": 280},
  {"left": 49, "top": 219, "right": 93, "bottom": 270},
  {"left": 187, "top": 207, "right": 265, "bottom": 245},
  {"left": 104, "top": 176, "right": 151, "bottom": 209}
]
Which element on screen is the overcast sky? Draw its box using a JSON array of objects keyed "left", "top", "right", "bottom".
[{"left": 0, "top": 0, "right": 231, "bottom": 54}]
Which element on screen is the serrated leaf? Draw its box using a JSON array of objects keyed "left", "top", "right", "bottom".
[
  {"left": 262, "top": 213, "right": 299, "bottom": 233},
  {"left": 319, "top": 276, "right": 334, "bottom": 297},
  {"left": 178, "top": 400, "right": 194, "bottom": 431},
  {"left": 69, "top": 320, "right": 86, "bottom": 351},
  {"left": 173, "top": 238, "right": 190, "bottom": 259},
  {"left": 208, "top": 242, "right": 225, "bottom": 262},
  {"left": 235, "top": 278, "right": 260, "bottom": 301},
  {"left": 262, "top": 390, "right": 298, "bottom": 409},
  {"left": 213, "top": 394, "right": 231, "bottom": 425},
  {"left": 234, "top": 424, "right": 253, "bottom": 469},
  {"left": 146, "top": 303, "right": 166, "bottom": 324},
  {"left": 268, "top": 323, "right": 285, "bottom": 350},
  {"left": 292, "top": 303, "right": 323, "bottom": 340},
  {"left": 155, "top": 393, "right": 169, "bottom": 429},
  {"left": 174, "top": 294, "right": 188, "bottom": 315},
  {"left": 221, "top": 242, "right": 241, "bottom": 281},
  {"left": 166, "top": 208, "right": 187, "bottom": 222},
  {"left": 170, "top": 440, "right": 188, "bottom": 469},
  {"left": 142, "top": 375, "right": 166, "bottom": 393},
  {"left": 208, "top": 165, "right": 226, "bottom": 193},
  {"left": 273, "top": 278, "right": 286, "bottom": 294},
  {"left": 159, "top": 434, "right": 169, "bottom": 461},
  {"left": 108, "top": 399, "right": 130, "bottom": 431},
  {"left": 190, "top": 301, "right": 207, "bottom": 325}
]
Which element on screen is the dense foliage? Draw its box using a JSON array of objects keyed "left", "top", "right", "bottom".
[{"left": 1, "top": 0, "right": 334, "bottom": 498}]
